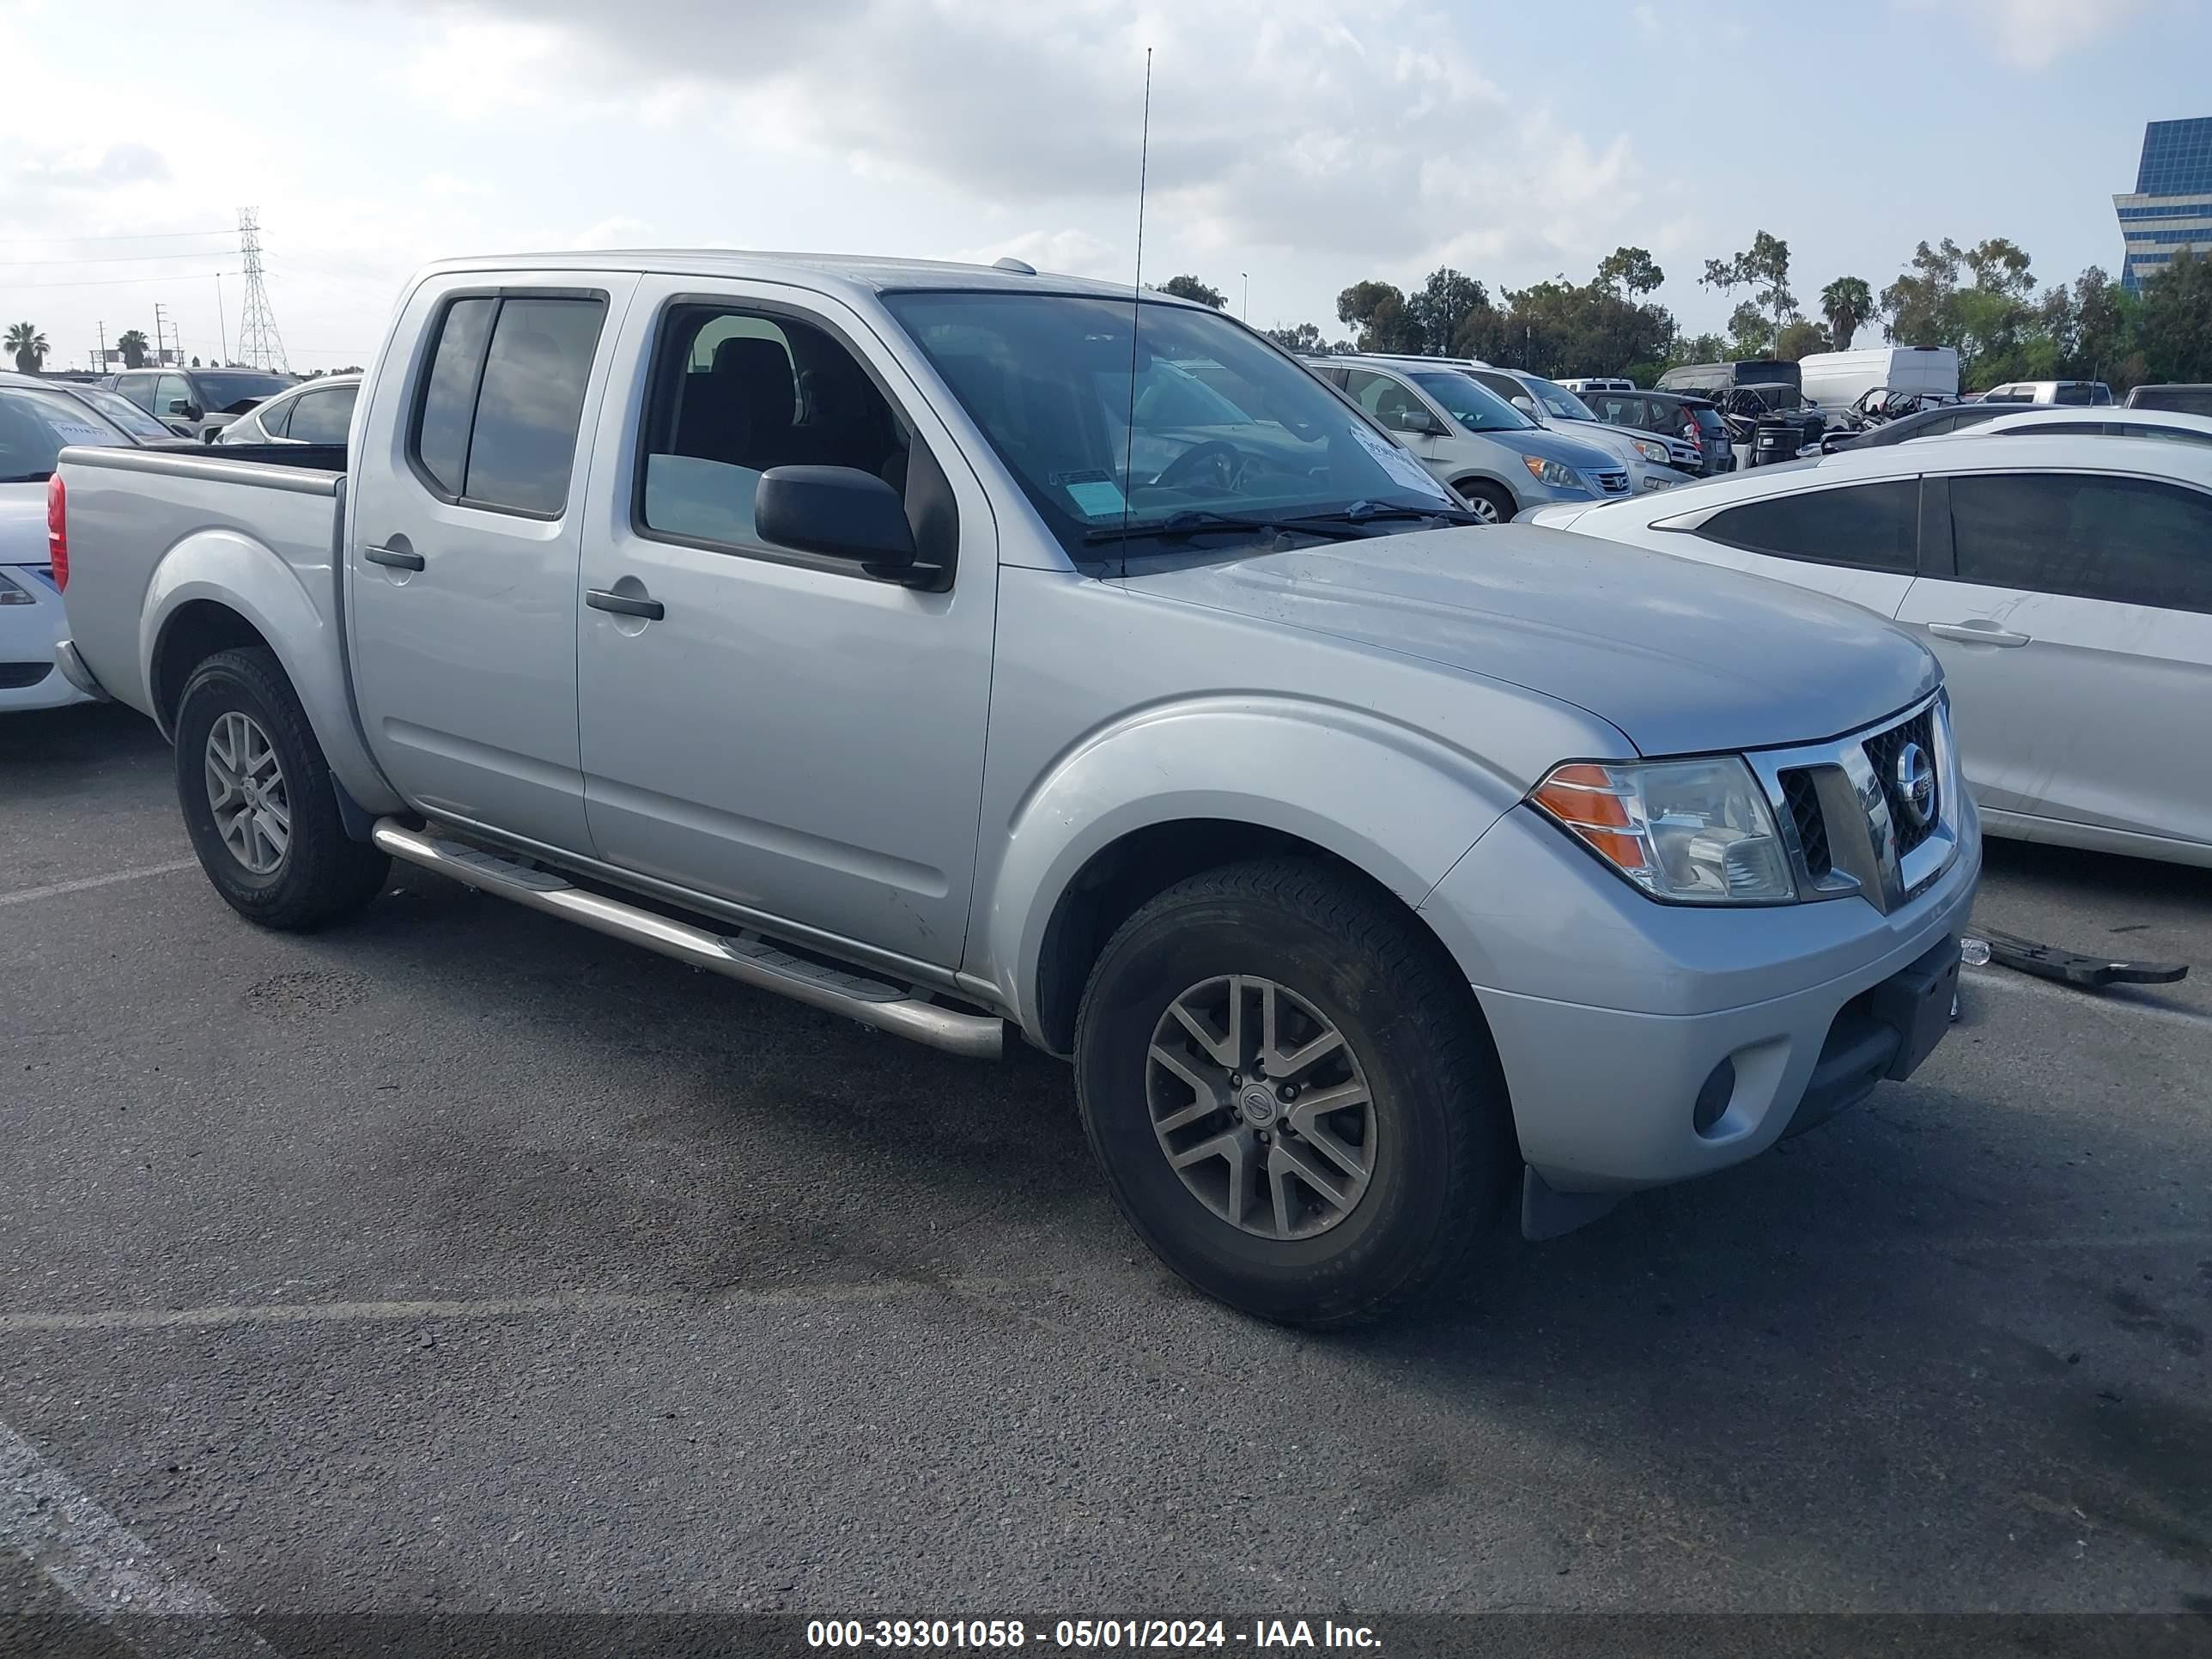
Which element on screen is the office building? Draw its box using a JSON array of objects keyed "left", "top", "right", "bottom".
[{"left": 2114, "top": 117, "right": 2212, "bottom": 294}]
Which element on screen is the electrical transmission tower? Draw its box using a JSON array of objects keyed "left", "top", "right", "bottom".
[{"left": 234, "top": 208, "right": 289, "bottom": 372}]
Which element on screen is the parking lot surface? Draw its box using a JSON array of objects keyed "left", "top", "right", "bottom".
[{"left": 3, "top": 703, "right": 2208, "bottom": 1625}]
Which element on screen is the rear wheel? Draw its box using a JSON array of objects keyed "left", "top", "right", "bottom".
[
  {"left": 174, "top": 647, "right": 389, "bottom": 931},
  {"left": 1074, "top": 859, "right": 1514, "bottom": 1326},
  {"left": 1455, "top": 480, "right": 1513, "bottom": 524}
]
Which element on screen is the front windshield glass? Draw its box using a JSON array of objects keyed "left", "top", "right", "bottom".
[
  {"left": 67, "top": 385, "right": 173, "bottom": 441},
  {"left": 1527, "top": 378, "right": 1599, "bottom": 422},
  {"left": 0, "top": 387, "right": 131, "bottom": 482},
  {"left": 1410, "top": 371, "right": 1533, "bottom": 433},
  {"left": 196, "top": 373, "right": 295, "bottom": 413},
  {"left": 881, "top": 291, "right": 1455, "bottom": 560}
]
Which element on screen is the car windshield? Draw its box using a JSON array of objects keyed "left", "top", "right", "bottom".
[
  {"left": 1410, "top": 371, "right": 1533, "bottom": 433},
  {"left": 1525, "top": 378, "right": 1599, "bottom": 422},
  {"left": 882, "top": 291, "right": 1458, "bottom": 560},
  {"left": 65, "top": 385, "right": 173, "bottom": 441},
  {"left": 0, "top": 386, "right": 132, "bottom": 482},
  {"left": 196, "top": 373, "right": 295, "bottom": 413}
]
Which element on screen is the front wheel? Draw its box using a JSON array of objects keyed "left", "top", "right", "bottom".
[
  {"left": 174, "top": 647, "right": 389, "bottom": 931},
  {"left": 1455, "top": 480, "right": 1513, "bottom": 524},
  {"left": 1074, "top": 860, "right": 1514, "bottom": 1326}
]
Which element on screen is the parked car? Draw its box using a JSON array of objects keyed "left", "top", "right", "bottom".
[
  {"left": 105, "top": 366, "right": 298, "bottom": 441},
  {"left": 1979, "top": 380, "right": 2113, "bottom": 407},
  {"left": 1523, "top": 434, "right": 2212, "bottom": 867},
  {"left": 1798, "top": 346, "right": 1959, "bottom": 415},
  {"left": 0, "top": 371, "right": 187, "bottom": 448},
  {"left": 1308, "top": 356, "right": 1621, "bottom": 520},
  {"left": 1828, "top": 399, "right": 2019, "bottom": 449},
  {"left": 1429, "top": 360, "right": 1697, "bottom": 488},
  {"left": 0, "top": 382, "right": 146, "bottom": 711},
  {"left": 1577, "top": 386, "right": 1733, "bottom": 475},
  {"left": 1954, "top": 407, "right": 2212, "bottom": 450},
  {"left": 1656, "top": 358, "right": 1801, "bottom": 404},
  {"left": 2124, "top": 383, "right": 2212, "bottom": 416},
  {"left": 216, "top": 374, "right": 362, "bottom": 446},
  {"left": 55, "top": 249, "right": 1976, "bottom": 1322}
]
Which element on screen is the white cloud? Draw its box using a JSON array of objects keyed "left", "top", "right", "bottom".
[
  {"left": 952, "top": 228, "right": 1121, "bottom": 279},
  {"left": 1929, "top": 0, "right": 2142, "bottom": 70}
]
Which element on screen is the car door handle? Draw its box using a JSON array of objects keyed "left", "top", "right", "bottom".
[
  {"left": 364, "top": 545, "right": 425, "bottom": 571},
  {"left": 1928, "top": 621, "right": 2030, "bottom": 647},
  {"left": 586, "top": 588, "right": 665, "bottom": 621}
]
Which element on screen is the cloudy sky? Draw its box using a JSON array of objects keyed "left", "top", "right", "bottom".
[{"left": 0, "top": 0, "right": 2197, "bottom": 372}]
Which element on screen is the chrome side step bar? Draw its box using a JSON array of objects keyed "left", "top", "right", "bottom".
[{"left": 371, "top": 819, "right": 1004, "bottom": 1060}]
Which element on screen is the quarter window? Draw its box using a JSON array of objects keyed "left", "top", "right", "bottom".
[
  {"left": 409, "top": 294, "right": 605, "bottom": 515},
  {"left": 287, "top": 384, "right": 356, "bottom": 445},
  {"left": 258, "top": 394, "right": 295, "bottom": 440},
  {"left": 1698, "top": 478, "right": 1921, "bottom": 574},
  {"left": 1950, "top": 472, "right": 2212, "bottom": 612}
]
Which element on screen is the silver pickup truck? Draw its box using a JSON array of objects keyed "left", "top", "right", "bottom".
[{"left": 53, "top": 251, "right": 1978, "bottom": 1323}]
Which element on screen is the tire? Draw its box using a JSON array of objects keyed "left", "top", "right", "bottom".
[
  {"left": 174, "top": 646, "right": 389, "bottom": 931},
  {"left": 1455, "top": 480, "right": 1513, "bottom": 524},
  {"left": 1074, "top": 858, "right": 1514, "bottom": 1327}
]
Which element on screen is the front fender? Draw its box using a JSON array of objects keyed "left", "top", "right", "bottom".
[
  {"left": 980, "top": 695, "right": 1528, "bottom": 1039},
  {"left": 143, "top": 531, "right": 405, "bottom": 815}
]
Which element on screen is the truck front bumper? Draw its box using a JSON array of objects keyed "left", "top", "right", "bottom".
[{"left": 1421, "top": 797, "right": 1980, "bottom": 1194}]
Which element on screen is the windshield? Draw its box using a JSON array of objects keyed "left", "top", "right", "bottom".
[
  {"left": 0, "top": 387, "right": 131, "bottom": 482},
  {"left": 1525, "top": 378, "right": 1599, "bottom": 422},
  {"left": 1410, "top": 371, "right": 1533, "bottom": 433},
  {"left": 196, "top": 373, "right": 295, "bottom": 413},
  {"left": 65, "top": 385, "right": 173, "bottom": 441},
  {"left": 881, "top": 291, "right": 1455, "bottom": 560}
]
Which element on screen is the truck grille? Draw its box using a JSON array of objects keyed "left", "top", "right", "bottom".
[
  {"left": 1593, "top": 468, "right": 1630, "bottom": 494},
  {"left": 1781, "top": 769, "right": 1831, "bottom": 879},
  {"left": 1862, "top": 706, "right": 1940, "bottom": 855}
]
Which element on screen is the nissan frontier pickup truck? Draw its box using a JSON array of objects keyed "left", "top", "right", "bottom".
[{"left": 52, "top": 251, "right": 1978, "bottom": 1324}]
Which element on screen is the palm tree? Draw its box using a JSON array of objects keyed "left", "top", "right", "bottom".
[
  {"left": 5, "top": 322, "right": 49, "bottom": 374},
  {"left": 115, "top": 330, "right": 149, "bottom": 369},
  {"left": 1820, "top": 277, "right": 1874, "bottom": 353}
]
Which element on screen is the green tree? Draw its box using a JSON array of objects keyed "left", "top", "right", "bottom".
[
  {"left": 1406, "top": 268, "right": 1489, "bottom": 357},
  {"left": 115, "top": 329, "right": 149, "bottom": 369},
  {"left": 1880, "top": 239, "right": 1962, "bottom": 345},
  {"left": 1726, "top": 300, "right": 1776, "bottom": 357},
  {"left": 5, "top": 322, "right": 49, "bottom": 374},
  {"left": 1480, "top": 277, "right": 1675, "bottom": 377},
  {"left": 2141, "top": 248, "right": 2212, "bottom": 383},
  {"left": 1820, "top": 276, "right": 1874, "bottom": 351},
  {"left": 1335, "top": 280, "right": 1420, "bottom": 354},
  {"left": 1264, "top": 321, "right": 1326, "bottom": 354},
  {"left": 1159, "top": 274, "right": 1225, "bottom": 309},
  {"left": 1963, "top": 236, "right": 2035, "bottom": 299},
  {"left": 1775, "top": 319, "right": 1832, "bottom": 362},
  {"left": 1595, "top": 246, "right": 1665, "bottom": 297},
  {"left": 1704, "top": 231, "right": 1796, "bottom": 342}
]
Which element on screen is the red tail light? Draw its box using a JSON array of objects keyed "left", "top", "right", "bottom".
[{"left": 47, "top": 473, "right": 68, "bottom": 591}]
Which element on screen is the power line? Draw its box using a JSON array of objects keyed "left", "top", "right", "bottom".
[
  {"left": 1, "top": 270, "right": 241, "bottom": 289},
  {"left": 0, "top": 249, "right": 249, "bottom": 267},
  {"left": 0, "top": 228, "right": 232, "bottom": 247}
]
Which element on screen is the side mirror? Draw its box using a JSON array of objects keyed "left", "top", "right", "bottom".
[
  {"left": 1510, "top": 395, "right": 1537, "bottom": 415},
  {"left": 166, "top": 398, "right": 190, "bottom": 416},
  {"left": 755, "top": 465, "right": 916, "bottom": 577},
  {"left": 1390, "top": 406, "right": 1440, "bottom": 435}
]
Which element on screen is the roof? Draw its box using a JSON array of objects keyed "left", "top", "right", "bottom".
[{"left": 413, "top": 248, "right": 1192, "bottom": 308}]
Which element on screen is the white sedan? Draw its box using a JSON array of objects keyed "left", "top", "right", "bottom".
[
  {"left": 215, "top": 374, "right": 362, "bottom": 447},
  {"left": 0, "top": 384, "right": 143, "bottom": 713},
  {"left": 1522, "top": 433, "right": 2212, "bottom": 867}
]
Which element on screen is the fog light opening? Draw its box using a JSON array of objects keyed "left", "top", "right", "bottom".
[{"left": 1692, "top": 1058, "right": 1737, "bottom": 1137}]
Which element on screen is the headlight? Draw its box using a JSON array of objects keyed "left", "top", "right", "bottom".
[
  {"left": 1629, "top": 437, "right": 1669, "bottom": 463},
  {"left": 1521, "top": 455, "right": 1577, "bottom": 487},
  {"left": 0, "top": 569, "right": 35, "bottom": 606},
  {"left": 1531, "top": 757, "right": 1795, "bottom": 903}
]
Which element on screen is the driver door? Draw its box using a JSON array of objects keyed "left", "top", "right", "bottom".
[{"left": 1339, "top": 368, "right": 1451, "bottom": 481}]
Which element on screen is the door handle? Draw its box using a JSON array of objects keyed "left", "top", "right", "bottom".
[
  {"left": 586, "top": 587, "right": 665, "bottom": 622},
  {"left": 364, "top": 545, "right": 425, "bottom": 572},
  {"left": 1929, "top": 621, "right": 2030, "bottom": 647}
]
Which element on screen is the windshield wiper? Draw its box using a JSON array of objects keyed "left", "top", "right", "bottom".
[
  {"left": 1296, "top": 500, "right": 1486, "bottom": 527},
  {"left": 1083, "top": 508, "right": 1373, "bottom": 545}
]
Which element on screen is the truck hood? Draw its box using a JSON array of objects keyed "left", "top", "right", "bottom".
[{"left": 1120, "top": 524, "right": 1939, "bottom": 757}]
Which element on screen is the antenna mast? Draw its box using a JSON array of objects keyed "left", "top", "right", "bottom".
[
  {"left": 235, "top": 208, "right": 289, "bottom": 372},
  {"left": 1117, "top": 46, "right": 1152, "bottom": 562}
]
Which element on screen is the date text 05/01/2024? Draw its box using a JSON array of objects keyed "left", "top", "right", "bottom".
[{"left": 805, "top": 1618, "right": 1382, "bottom": 1650}]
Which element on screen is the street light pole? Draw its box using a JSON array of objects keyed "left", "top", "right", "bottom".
[{"left": 1242, "top": 272, "right": 1249, "bottom": 319}]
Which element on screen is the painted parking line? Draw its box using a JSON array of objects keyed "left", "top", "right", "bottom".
[
  {"left": 0, "top": 1414, "right": 276, "bottom": 1657},
  {"left": 0, "top": 859, "right": 198, "bottom": 909}
]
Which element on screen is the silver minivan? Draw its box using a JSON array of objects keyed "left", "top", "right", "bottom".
[{"left": 1311, "top": 356, "right": 1623, "bottom": 521}]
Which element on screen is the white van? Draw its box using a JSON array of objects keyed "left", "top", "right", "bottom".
[
  {"left": 1556, "top": 377, "right": 1635, "bottom": 394},
  {"left": 1981, "top": 380, "right": 2115, "bottom": 407},
  {"left": 1798, "top": 346, "right": 1959, "bottom": 413}
]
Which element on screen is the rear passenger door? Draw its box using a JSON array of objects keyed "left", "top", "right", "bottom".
[
  {"left": 568, "top": 276, "right": 999, "bottom": 970},
  {"left": 347, "top": 272, "right": 638, "bottom": 848},
  {"left": 1894, "top": 469, "right": 2212, "bottom": 847},
  {"left": 1668, "top": 476, "right": 1925, "bottom": 616}
]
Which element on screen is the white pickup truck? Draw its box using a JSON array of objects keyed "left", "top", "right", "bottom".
[{"left": 53, "top": 251, "right": 1978, "bottom": 1323}]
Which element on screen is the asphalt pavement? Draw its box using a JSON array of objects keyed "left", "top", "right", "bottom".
[{"left": 2, "top": 702, "right": 2207, "bottom": 1637}]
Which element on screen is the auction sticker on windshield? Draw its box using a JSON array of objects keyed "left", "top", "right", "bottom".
[{"left": 1345, "top": 422, "right": 1450, "bottom": 499}]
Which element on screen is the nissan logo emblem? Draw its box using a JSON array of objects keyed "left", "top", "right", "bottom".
[{"left": 1893, "top": 742, "right": 1936, "bottom": 829}]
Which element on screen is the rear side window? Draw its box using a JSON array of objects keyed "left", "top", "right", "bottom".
[
  {"left": 288, "top": 385, "right": 356, "bottom": 445},
  {"left": 1950, "top": 472, "right": 2212, "bottom": 612},
  {"left": 410, "top": 294, "right": 605, "bottom": 515},
  {"left": 2054, "top": 384, "right": 2095, "bottom": 406},
  {"left": 1698, "top": 478, "right": 1921, "bottom": 574},
  {"left": 258, "top": 394, "right": 295, "bottom": 440}
]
